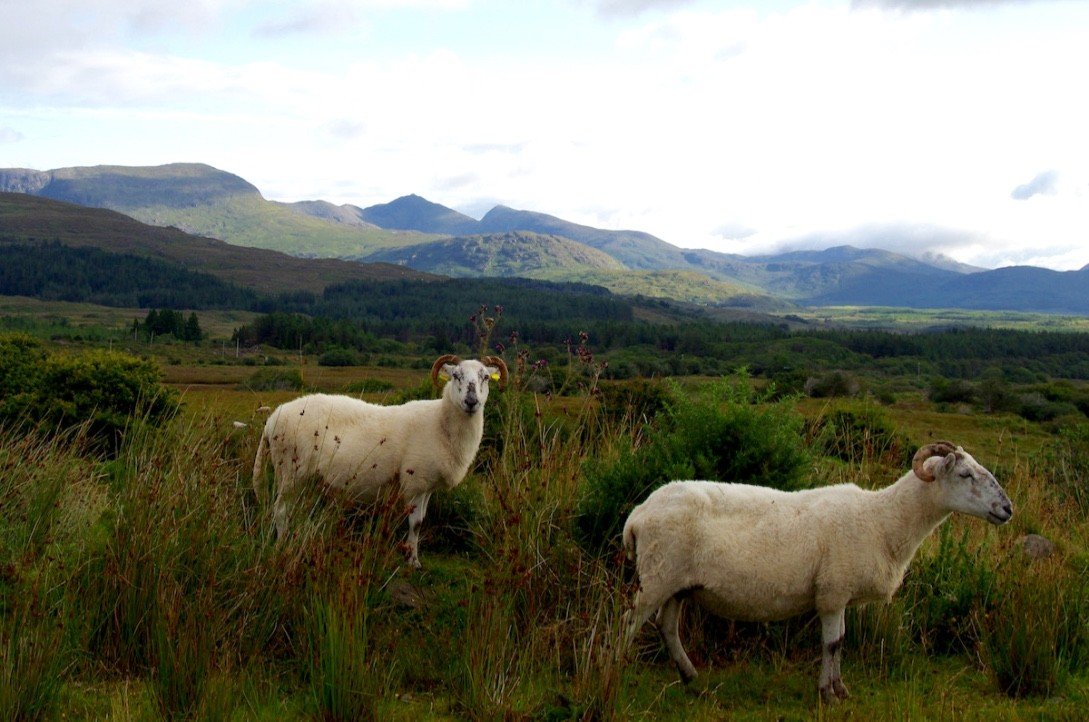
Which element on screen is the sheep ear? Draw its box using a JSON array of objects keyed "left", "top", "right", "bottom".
[
  {"left": 487, "top": 365, "right": 500, "bottom": 381},
  {"left": 440, "top": 363, "right": 457, "bottom": 380},
  {"left": 922, "top": 453, "right": 955, "bottom": 481}
]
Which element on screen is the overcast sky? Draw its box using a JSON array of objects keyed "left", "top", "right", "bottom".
[{"left": 2, "top": 0, "right": 1087, "bottom": 270}]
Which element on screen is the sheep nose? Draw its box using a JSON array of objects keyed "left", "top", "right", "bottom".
[{"left": 1000, "top": 501, "right": 1013, "bottom": 518}]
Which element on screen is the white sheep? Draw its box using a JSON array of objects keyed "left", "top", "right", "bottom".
[
  {"left": 622, "top": 441, "right": 1013, "bottom": 703},
  {"left": 252, "top": 354, "right": 507, "bottom": 567}
]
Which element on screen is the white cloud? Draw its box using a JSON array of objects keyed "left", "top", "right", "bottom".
[
  {"left": 0, "top": 126, "right": 24, "bottom": 144},
  {"left": 4, "top": 0, "right": 1089, "bottom": 270}
]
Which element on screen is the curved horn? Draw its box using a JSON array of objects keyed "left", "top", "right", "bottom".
[
  {"left": 430, "top": 354, "right": 461, "bottom": 387},
  {"left": 482, "top": 355, "right": 509, "bottom": 389},
  {"left": 912, "top": 440, "right": 957, "bottom": 482}
]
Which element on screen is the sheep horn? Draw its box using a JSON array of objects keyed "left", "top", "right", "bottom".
[
  {"left": 912, "top": 440, "right": 957, "bottom": 482},
  {"left": 430, "top": 354, "right": 461, "bottom": 387},
  {"left": 482, "top": 355, "right": 509, "bottom": 390}
]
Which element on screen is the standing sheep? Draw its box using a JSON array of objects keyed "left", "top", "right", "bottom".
[
  {"left": 622, "top": 441, "right": 1013, "bottom": 703},
  {"left": 252, "top": 354, "right": 507, "bottom": 567}
]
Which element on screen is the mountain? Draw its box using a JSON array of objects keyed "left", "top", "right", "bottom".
[
  {"left": 0, "top": 164, "right": 435, "bottom": 257},
  {"left": 361, "top": 231, "right": 627, "bottom": 277},
  {"left": 5, "top": 162, "right": 1086, "bottom": 315},
  {"left": 0, "top": 192, "right": 433, "bottom": 295},
  {"left": 281, "top": 200, "right": 377, "bottom": 228},
  {"left": 357, "top": 194, "right": 480, "bottom": 235},
  {"left": 477, "top": 205, "right": 689, "bottom": 271}
]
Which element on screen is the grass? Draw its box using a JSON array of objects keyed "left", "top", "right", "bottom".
[{"left": 2, "top": 359, "right": 1088, "bottom": 720}]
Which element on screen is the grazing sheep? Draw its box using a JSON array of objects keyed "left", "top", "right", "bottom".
[
  {"left": 622, "top": 441, "right": 1013, "bottom": 703},
  {"left": 252, "top": 354, "right": 507, "bottom": 567}
]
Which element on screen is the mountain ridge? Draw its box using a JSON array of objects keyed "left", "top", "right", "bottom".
[{"left": 3, "top": 162, "right": 1088, "bottom": 314}]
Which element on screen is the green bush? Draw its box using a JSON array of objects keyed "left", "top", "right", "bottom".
[
  {"left": 809, "top": 403, "right": 914, "bottom": 467},
  {"left": 318, "top": 347, "right": 361, "bottom": 367},
  {"left": 0, "top": 335, "right": 179, "bottom": 454},
  {"left": 1046, "top": 423, "right": 1089, "bottom": 513},
  {"left": 240, "top": 367, "right": 304, "bottom": 392},
  {"left": 978, "top": 555, "right": 1089, "bottom": 698},
  {"left": 576, "top": 375, "right": 810, "bottom": 552},
  {"left": 599, "top": 378, "right": 670, "bottom": 424},
  {"left": 929, "top": 376, "right": 976, "bottom": 405},
  {"left": 805, "top": 370, "right": 859, "bottom": 398},
  {"left": 900, "top": 524, "right": 997, "bottom": 656}
]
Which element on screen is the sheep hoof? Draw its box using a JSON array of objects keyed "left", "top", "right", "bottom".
[{"left": 820, "top": 680, "right": 850, "bottom": 704}]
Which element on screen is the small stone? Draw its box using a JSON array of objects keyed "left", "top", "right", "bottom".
[{"left": 1019, "top": 533, "right": 1056, "bottom": 560}]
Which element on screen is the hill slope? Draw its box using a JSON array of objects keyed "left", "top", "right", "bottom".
[
  {"left": 0, "top": 164, "right": 435, "bottom": 257},
  {"left": 0, "top": 193, "right": 434, "bottom": 295},
  {"left": 361, "top": 231, "right": 627, "bottom": 277}
]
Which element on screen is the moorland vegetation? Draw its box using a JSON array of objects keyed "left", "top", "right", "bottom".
[{"left": 2, "top": 298, "right": 1089, "bottom": 718}]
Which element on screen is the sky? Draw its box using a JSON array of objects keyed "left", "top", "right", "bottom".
[{"left": 2, "top": 0, "right": 1088, "bottom": 271}]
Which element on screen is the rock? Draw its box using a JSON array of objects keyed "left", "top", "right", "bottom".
[
  {"left": 388, "top": 578, "right": 425, "bottom": 609},
  {"left": 1019, "top": 534, "right": 1056, "bottom": 560}
]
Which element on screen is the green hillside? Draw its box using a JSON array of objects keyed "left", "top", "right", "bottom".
[
  {"left": 0, "top": 193, "right": 434, "bottom": 295},
  {"left": 534, "top": 268, "right": 792, "bottom": 310},
  {"left": 0, "top": 164, "right": 436, "bottom": 257},
  {"left": 361, "top": 231, "right": 627, "bottom": 277}
]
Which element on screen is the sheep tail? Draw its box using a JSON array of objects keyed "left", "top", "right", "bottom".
[
  {"left": 252, "top": 426, "right": 270, "bottom": 505},
  {"left": 622, "top": 518, "right": 638, "bottom": 562}
]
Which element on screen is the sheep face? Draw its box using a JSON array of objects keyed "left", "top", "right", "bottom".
[
  {"left": 922, "top": 447, "right": 1013, "bottom": 525},
  {"left": 441, "top": 360, "right": 500, "bottom": 414}
]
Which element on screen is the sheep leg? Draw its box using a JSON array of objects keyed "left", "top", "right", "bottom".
[
  {"left": 818, "top": 608, "right": 849, "bottom": 703},
  {"left": 405, "top": 491, "right": 432, "bottom": 569},
  {"left": 622, "top": 586, "right": 672, "bottom": 652},
  {"left": 658, "top": 595, "right": 697, "bottom": 683},
  {"left": 272, "top": 490, "right": 289, "bottom": 540}
]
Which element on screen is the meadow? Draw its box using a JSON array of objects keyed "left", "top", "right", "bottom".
[{"left": 3, "top": 313, "right": 1089, "bottom": 720}]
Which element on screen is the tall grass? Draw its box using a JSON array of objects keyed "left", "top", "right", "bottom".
[{"left": 2, "top": 373, "right": 1089, "bottom": 716}]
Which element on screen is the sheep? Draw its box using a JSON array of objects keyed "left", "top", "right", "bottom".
[
  {"left": 252, "top": 354, "right": 507, "bottom": 567},
  {"left": 621, "top": 441, "right": 1013, "bottom": 703}
]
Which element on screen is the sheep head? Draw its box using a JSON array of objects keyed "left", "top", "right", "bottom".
[
  {"left": 913, "top": 441, "right": 1013, "bottom": 525},
  {"left": 431, "top": 355, "right": 505, "bottom": 415}
]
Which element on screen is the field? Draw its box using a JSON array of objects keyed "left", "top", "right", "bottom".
[{"left": 3, "top": 308, "right": 1089, "bottom": 721}]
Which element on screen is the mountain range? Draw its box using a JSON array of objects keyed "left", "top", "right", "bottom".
[{"left": 2, "top": 162, "right": 1088, "bottom": 315}]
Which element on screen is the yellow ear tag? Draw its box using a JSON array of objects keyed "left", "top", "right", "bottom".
[
  {"left": 490, "top": 372, "right": 500, "bottom": 381},
  {"left": 439, "top": 371, "right": 451, "bottom": 381}
]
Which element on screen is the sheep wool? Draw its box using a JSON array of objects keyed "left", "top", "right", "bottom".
[
  {"left": 622, "top": 441, "right": 1013, "bottom": 704},
  {"left": 253, "top": 354, "right": 507, "bottom": 567}
]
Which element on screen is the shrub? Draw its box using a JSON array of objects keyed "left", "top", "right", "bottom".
[
  {"left": 978, "top": 555, "right": 1089, "bottom": 698},
  {"left": 1046, "top": 422, "right": 1089, "bottom": 513},
  {"left": 805, "top": 370, "right": 859, "bottom": 398},
  {"left": 318, "top": 347, "right": 361, "bottom": 367},
  {"left": 576, "top": 375, "right": 810, "bottom": 552},
  {"left": 241, "top": 367, "right": 304, "bottom": 392},
  {"left": 809, "top": 403, "right": 914, "bottom": 468},
  {"left": 900, "top": 524, "right": 997, "bottom": 656},
  {"left": 598, "top": 379, "right": 670, "bottom": 424},
  {"left": 928, "top": 377, "right": 976, "bottom": 405},
  {"left": 0, "top": 335, "right": 179, "bottom": 454}
]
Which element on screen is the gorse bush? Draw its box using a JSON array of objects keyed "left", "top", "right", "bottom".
[
  {"left": 979, "top": 554, "right": 1089, "bottom": 698},
  {"left": 808, "top": 403, "right": 914, "bottom": 468},
  {"left": 0, "top": 333, "right": 179, "bottom": 454},
  {"left": 241, "top": 366, "right": 305, "bottom": 392},
  {"left": 576, "top": 374, "right": 810, "bottom": 552}
]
